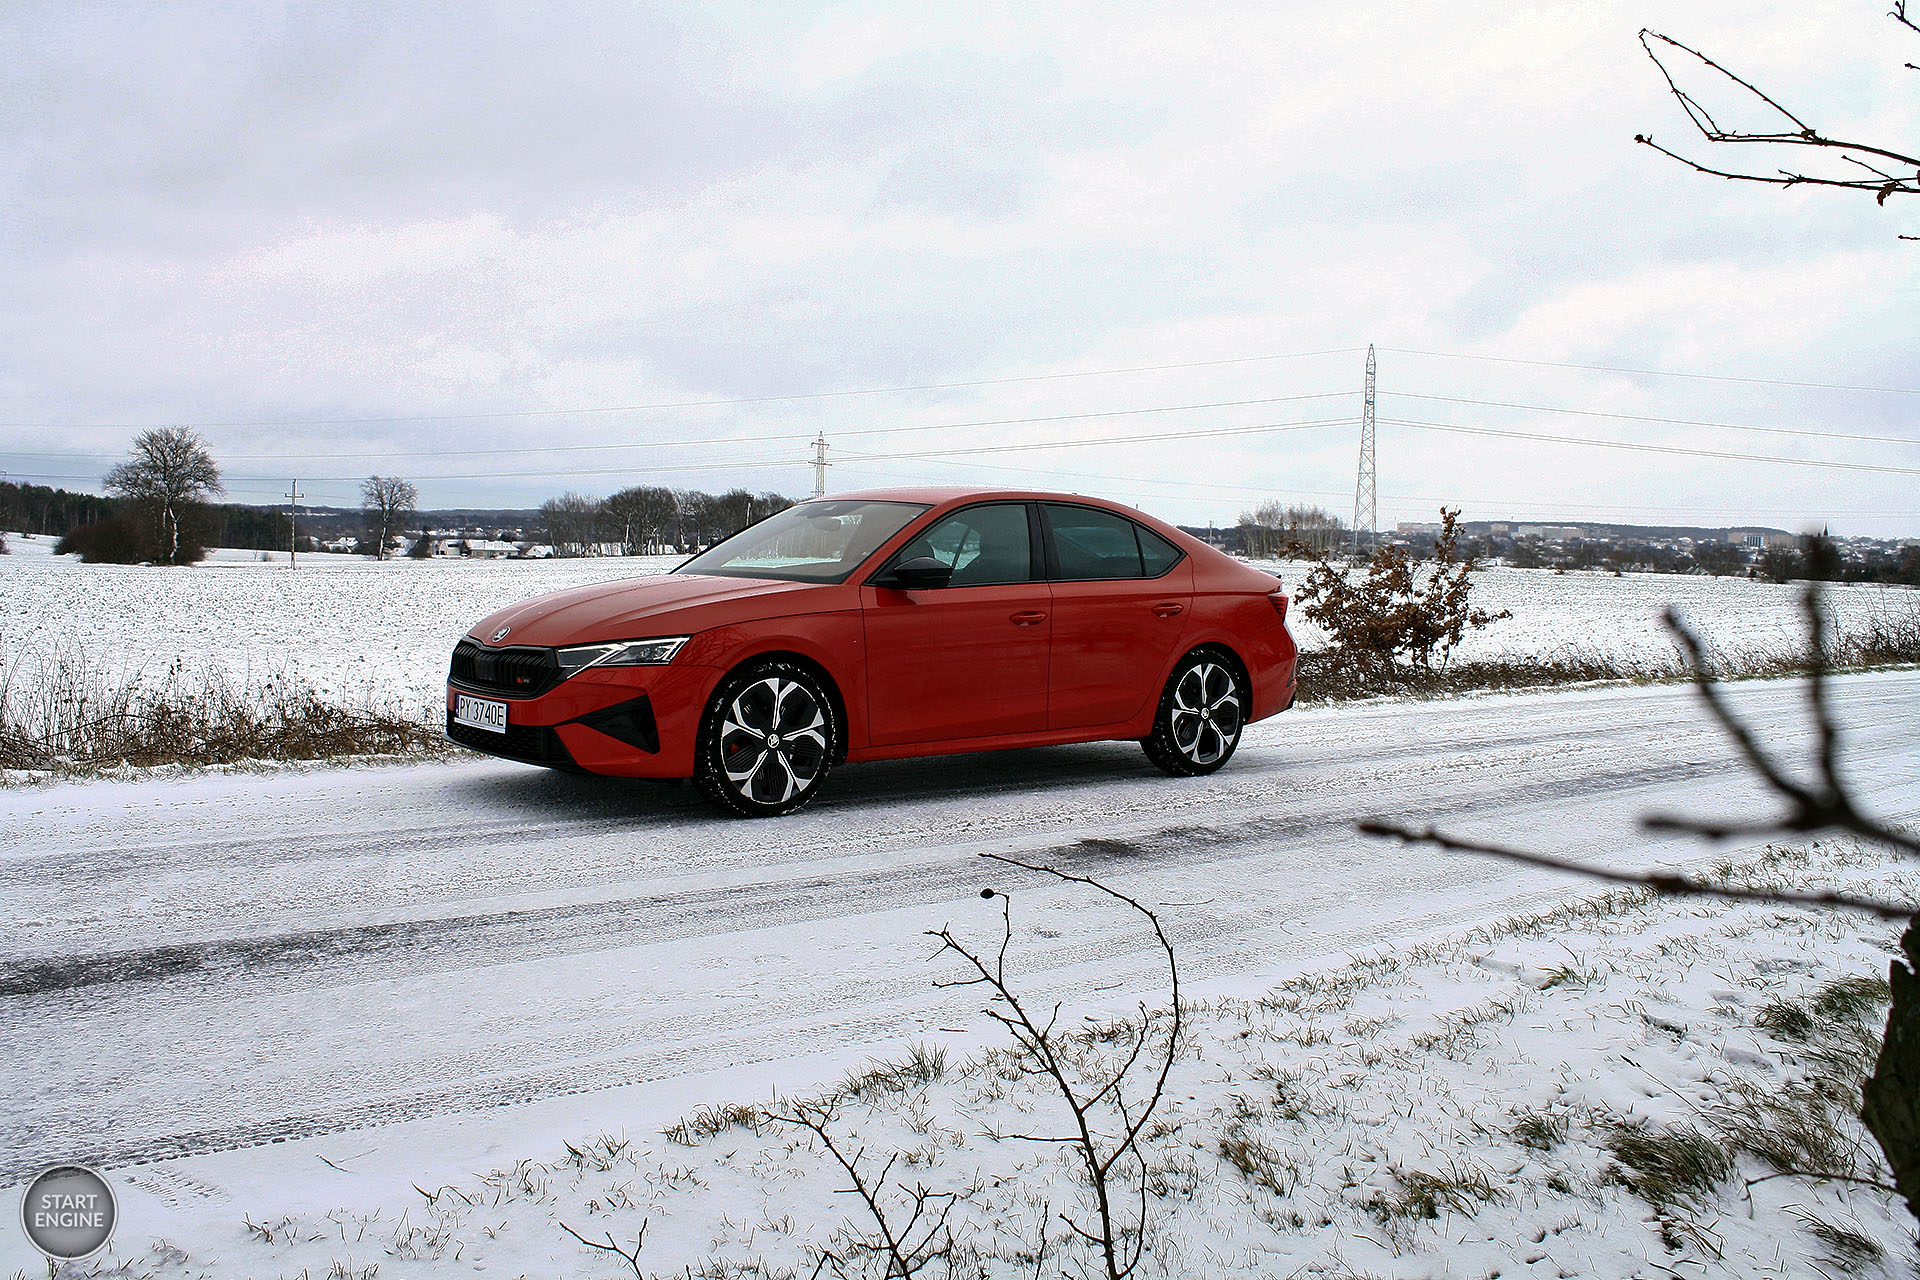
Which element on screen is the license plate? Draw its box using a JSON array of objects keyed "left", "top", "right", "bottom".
[{"left": 453, "top": 694, "right": 508, "bottom": 733}]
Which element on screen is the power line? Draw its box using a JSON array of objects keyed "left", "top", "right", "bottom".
[
  {"left": 833, "top": 454, "right": 1920, "bottom": 517},
  {"left": 1383, "top": 391, "right": 1920, "bottom": 446},
  {"left": 1380, "top": 417, "right": 1920, "bottom": 477},
  {"left": 0, "top": 391, "right": 1355, "bottom": 463},
  {"left": 838, "top": 414, "right": 1356, "bottom": 464},
  {"left": 1379, "top": 346, "right": 1920, "bottom": 396},
  {"left": 0, "top": 347, "right": 1365, "bottom": 431}
]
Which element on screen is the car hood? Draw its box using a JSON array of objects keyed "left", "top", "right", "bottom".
[{"left": 466, "top": 573, "right": 835, "bottom": 649}]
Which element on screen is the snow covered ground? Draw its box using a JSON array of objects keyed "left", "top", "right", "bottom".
[
  {"left": 2, "top": 533, "right": 1914, "bottom": 717},
  {"left": 1, "top": 671, "right": 1916, "bottom": 1277}
]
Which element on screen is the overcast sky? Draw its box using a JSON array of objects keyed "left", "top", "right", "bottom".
[{"left": 2, "top": 1, "right": 1916, "bottom": 535}]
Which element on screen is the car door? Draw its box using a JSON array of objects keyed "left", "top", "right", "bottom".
[
  {"left": 860, "top": 502, "right": 1052, "bottom": 746},
  {"left": 1040, "top": 502, "right": 1193, "bottom": 730}
]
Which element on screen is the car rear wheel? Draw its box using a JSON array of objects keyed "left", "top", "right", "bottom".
[
  {"left": 694, "top": 660, "right": 839, "bottom": 817},
  {"left": 1141, "top": 650, "right": 1246, "bottom": 777}
]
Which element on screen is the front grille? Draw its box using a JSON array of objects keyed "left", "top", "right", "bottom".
[
  {"left": 449, "top": 639, "right": 561, "bottom": 698},
  {"left": 447, "top": 713, "right": 576, "bottom": 767}
]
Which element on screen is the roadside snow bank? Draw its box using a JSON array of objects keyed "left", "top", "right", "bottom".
[{"left": 52, "top": 840, "right": 1915, "bottom": 1280}]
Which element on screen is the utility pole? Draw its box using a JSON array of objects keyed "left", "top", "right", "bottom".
[
  {"left": 812, "top": 432, "right": 829, "bottom": 499},
  {"left": 1351, "top": 344, "right": 1377, "bottom": 556},
  {"left": 286, "top": 479, "right": 303, "bottom": 569}
]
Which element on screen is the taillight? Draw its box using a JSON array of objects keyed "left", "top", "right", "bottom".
[{"left": 1268, "top": 589, "right": 1289, "bottom": 623}]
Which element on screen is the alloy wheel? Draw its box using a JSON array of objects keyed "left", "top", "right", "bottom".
[
  {"left": 1168, "top": 660, "right": 1242, "bottom": 766},
  {"left": 717, "top": 675, "right": 830, "bottom": 806}
]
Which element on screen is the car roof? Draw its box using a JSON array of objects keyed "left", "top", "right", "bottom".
[{"left": 825, "top": 486, "right": 1137, "bottom": 508}]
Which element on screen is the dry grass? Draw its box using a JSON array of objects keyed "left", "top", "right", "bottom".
[
  {"left": 1604, "top": 1120, "right": 1735, "bottom": 1208},
  {"left": 0, "top": 649, "right": 445, "bottom": 776}
]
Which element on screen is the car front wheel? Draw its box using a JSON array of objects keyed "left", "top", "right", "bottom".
[
  {"left": 694, "top": 660, "right": 839, "bottom": 817},
  {"left": 1141, "top": 650, "right": 1247, "bottom": 777}
]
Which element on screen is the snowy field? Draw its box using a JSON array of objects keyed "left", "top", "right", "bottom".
[{"left": 1, "top": 531, "right": 1913, "bottom": 716}]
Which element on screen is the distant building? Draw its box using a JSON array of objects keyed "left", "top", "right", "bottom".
[
  {"left": 1515, "top": 525, "right": 1582, "bottom": 540},
  {"left": 462, "top": 539, "right": 521, "bottom": 559},
  {"left": 1730, "top": 528, "right": 1796, "bottom": 549},
  {"left": 1395, "top": 522, "right": 1443, "bottom": 535}
]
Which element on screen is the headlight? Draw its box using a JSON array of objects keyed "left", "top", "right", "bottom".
[{"left": 555, "top": 636, "right": 689, "bottom": 677}]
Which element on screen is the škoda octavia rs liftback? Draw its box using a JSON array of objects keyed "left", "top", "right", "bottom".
[{"left": 446, "top": 488, "right": 1298, "bottom": 816}]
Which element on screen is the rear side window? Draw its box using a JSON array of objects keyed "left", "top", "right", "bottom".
[
  {"left": 1137, "top": 525, "right": 1183, "bottom": 577},
  {"left": 1044, "top": 504, "right": 1186, "bottom": 580}
]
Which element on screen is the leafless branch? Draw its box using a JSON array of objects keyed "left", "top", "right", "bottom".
[
  {"left": 926, "top": 853, "right": 1182, "bottom": 1280},
  {"left": 765, "top": 1100, "right": 955, "bottom": 1279},
  {"left": 1357, "top": 822, "right": 1914, "bottom": 921},
  {"left": 1635, "top": 25, "right": 1920, "bottom": 221},
  {"left": 1649, "top": 574, "right": 1920, "bottom": 860},
  {"left": 558, "top": 1218, "right": 650, "bottom": 1280}
]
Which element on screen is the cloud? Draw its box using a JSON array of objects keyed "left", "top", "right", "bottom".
[{"left": 0, "top": 0, "right": 1913, "bottom": 532}]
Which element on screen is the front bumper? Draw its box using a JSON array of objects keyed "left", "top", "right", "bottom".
[{"left": 446, "top": 662, "right": 720, "bottom": 778}]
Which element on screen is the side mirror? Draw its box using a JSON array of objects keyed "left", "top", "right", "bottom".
[{"left": 874, "top": 556, "right": 954, "bottom": 590}]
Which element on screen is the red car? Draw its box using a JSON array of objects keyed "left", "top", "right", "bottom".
[{"left": 447, "top": 488, "right": 1297, "bottom": 816}]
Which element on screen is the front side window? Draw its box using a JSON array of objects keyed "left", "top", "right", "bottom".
[
  {"left": 885, "top": 502, "right": 1034, "bottom": 586},
  {"left": 676, "top": 499, "right": 928, "bottom": 583}
]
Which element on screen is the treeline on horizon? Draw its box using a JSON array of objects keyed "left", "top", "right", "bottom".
[
  {"left": 7, "top": 478, "right": 1916, "bottom": 585},
  {"left": 0, "top": 479, "right": 801, "bottom": 561}
]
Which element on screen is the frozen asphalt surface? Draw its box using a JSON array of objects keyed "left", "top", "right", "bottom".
[{"left": 2, "top": 672, "right": 1916, "bottom": 1183}]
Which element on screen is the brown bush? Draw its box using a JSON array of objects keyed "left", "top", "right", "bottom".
[{"left": 1291, "top": 508, "right": 1511, "bottom": 674}]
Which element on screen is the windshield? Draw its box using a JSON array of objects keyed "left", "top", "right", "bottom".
[{"left": 674, "top": 499, "right": 930, "bottom": 583}]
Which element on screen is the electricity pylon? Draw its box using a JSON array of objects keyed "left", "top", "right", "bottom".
[{"left": 1351, "top": 344, "right": 1376, "bottom": 555}]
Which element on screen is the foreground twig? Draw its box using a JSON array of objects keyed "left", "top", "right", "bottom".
[
  {"left": 928, "top": 853, "right": 1181, "bottom": 1280},
  {"left": 1358, "top": 822, "right": 1914, "bottom": 921},
  {"left": 765, "top": 1099, "right": 956, "bottom": 1279},
  {"left": 558, "top": 1218, "right": 650, "bottom": 1280},
  {"left": 1634, "top": 25, "right": 1919, "bottom": 219}
]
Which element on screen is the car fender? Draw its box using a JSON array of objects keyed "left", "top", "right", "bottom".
[{"left": 677, "top": 613, "right": 869, "bottom": 754}]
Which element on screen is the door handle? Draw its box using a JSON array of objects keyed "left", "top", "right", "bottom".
[
  {"left": 1152, "top": 602, "right": 1185, "bottom": 618},
  {"left": 1010, "top": 610, "right": 1048, "bottom": 626}
]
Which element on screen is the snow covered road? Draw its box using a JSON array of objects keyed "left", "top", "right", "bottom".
[{"left": 3, "top": 672, "right": 1917, "bottom": 1185}]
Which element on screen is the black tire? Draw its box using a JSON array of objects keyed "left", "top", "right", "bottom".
[
  {"left": 694, "top": 660, "right": 840, "bottom": 817},
  {"left": 1141, "top": 649, "right": 1248, "bottom": 777}
]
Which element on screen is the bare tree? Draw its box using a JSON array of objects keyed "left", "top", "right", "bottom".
[
  {"left": 674, "top": 489, "right": 716, "bottom": 550},
  {"left": 1361, "top": 540, "right": 1918, "bottom": 1221},
  {"left": 103, "top": 427, "right": 225, "bottom": 565},
  {"left": 1237, "top": 501, "right": 1285, "bottom": 559},
  {"left": 359, "top": 476, "right": 418, "bottom": 561},
  {"left": 1635, "top": 11, "right": 1918, "bottom": 236},
  {"left": 1280, "top": 503, "right": 1347, "bottom": 556},
  {"left": 711, "top": 488, "right": 759, "bottom": 538},
  {"left": 931, "top": 854, "right": 1182, "bottom": 1280},
  {"left": 601, "top": 485, "right": 678, "bottom": 555},
  {"left": 539, "top": 491, "right": 602, "bottom": 557}
]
